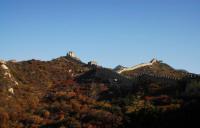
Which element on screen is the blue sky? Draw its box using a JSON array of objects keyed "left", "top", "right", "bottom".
[{"left": 0, "top": 0, "right": 200, "bottom": 73}]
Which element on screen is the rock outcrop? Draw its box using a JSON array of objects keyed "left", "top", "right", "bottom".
[
  {"left": 1, "top": 64, "right": 9, "bottom": 70},
  {"left": 0, "top": 60, "right": 19, "bottom": 93}
]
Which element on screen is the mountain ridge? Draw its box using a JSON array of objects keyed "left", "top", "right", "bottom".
[
  {"left": 0, "top": 51, "right": 200, "bottom": 128},
  {"left": 114, "top": 58, "right": 199, "bottom": 80}
]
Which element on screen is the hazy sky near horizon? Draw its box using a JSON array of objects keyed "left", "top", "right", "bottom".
[{"left": 0, "top": 0, "right": 200, "bottom": 73}]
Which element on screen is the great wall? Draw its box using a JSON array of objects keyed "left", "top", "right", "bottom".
[
  {"left": 115, "top": 58, "right": 200, "bottom": 81},
  {"left": 117, "top": 59, "right": 159, "bottom": 74}
]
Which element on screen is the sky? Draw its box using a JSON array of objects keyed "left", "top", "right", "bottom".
[{"left": 0, "top": 0, "right": 200, "bottom": 73}]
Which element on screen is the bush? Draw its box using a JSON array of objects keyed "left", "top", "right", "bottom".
[
  {"left": 0, "top": 112, "right": 9, "bottom": 128},
  {"left": 42, "top": 110, "right": 50, "bottom": 119},
  {"left": 185, "top": 81, "right": 200, "bottom": 97}
]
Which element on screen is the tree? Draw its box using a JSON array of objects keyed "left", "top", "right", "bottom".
[{"left": 0, "top": 112, "right": 9, "bottom": 128}]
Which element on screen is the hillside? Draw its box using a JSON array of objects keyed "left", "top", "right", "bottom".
[
  {"left": 0, "top": 53, "right": 200, "bottom": 128},
  {"left": 118, "top": 59, "right": 197, "bottom": 80},
  {"left": 6, "top": 56, "right": 88, "bottom": 86},
  {"left": 76, "top": 67, "right": 136, "bottom": 99}
]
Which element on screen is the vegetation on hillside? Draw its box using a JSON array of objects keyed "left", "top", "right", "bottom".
[{"left": 0, "top": 56, "right": 200, "bottom": 128}]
